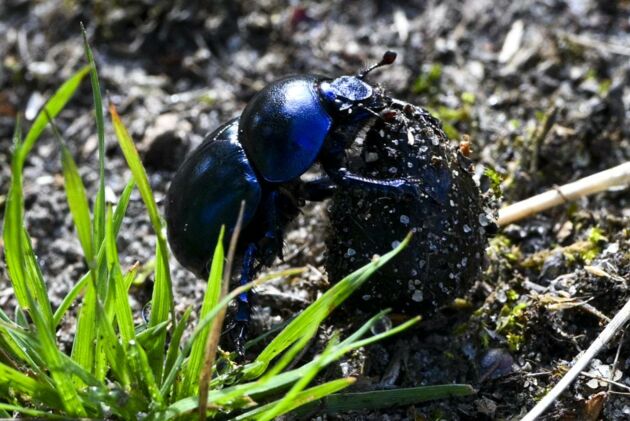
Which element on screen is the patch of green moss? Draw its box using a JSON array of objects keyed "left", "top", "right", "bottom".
[
  {"left": 506, "top": 289, "right": 519, "bottom": 301},
  {"left": 563, "top": 227, "right": 607, "bottom": 264},
  {"left": 488, "top": 234, "right": 521, "bottom": 263},
  {"left": 506, "top": 333, "right": 524, "bottom": 352},
  {"left": 496, "top": 302, "right": 528, "bottom": 351},
  {"left": 412, "top": 63, "right": 442, "bottom": 96},
  {"left": 483, "top": 166, "right": 504, "bottom": 198},
  {"left": 461, "top": 91, "right": 476, "bottom": 105}
]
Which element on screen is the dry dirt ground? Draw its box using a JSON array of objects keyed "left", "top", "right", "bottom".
[{"left": 1, "top": 1, "right": 629, "bottom": 419}]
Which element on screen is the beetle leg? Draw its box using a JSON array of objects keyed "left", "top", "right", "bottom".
[
  {"left": 258, "top": 191, "right": 286, "bottom": 263},
  {"left": 233, "top": 192, "right": 288, "bottom": 358},
  {"left": 299, "top": 177, "right": 337, "bottom": 201},
  {"left": 325, "top": 166, "right": 443, "bottom": 203},
  {"left": 319, "top": 133, "right": 442, "bottom": 203},
  {"left": 234, "top": 242, "right": 257, "bottom": 359}
]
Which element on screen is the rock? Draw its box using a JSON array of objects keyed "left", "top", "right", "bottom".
[{"left": 142, "top": 113, "right": 192, "bottom": 170}]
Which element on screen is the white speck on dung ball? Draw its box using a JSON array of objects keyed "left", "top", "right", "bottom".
[
  {"left": 400, "top": 215, "right": 410, "bottom": 224},
  {"left": 463, "top": 224, "right": 472, "bottom": 233},
  {"left": 412, "top": 290, "right": 424, "bottom": 302},
  {"left": 365, "top": 152, "right": 379, "bottom": 162},
  {"left": 346, "top": 248, "right": 356, "bottom": 257}
]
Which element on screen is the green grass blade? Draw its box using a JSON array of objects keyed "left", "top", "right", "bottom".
[
  {"left": 53, "top": 179, "right": 134, "bottom": 328},
  {"left": 158, "top": 268, "right": 303, "bottom": 397},
  {"left": 136, "top": 320, "right": 170, "bottom": 348},
  {"left": 293, "top": 384, "right": 476, "bottom": 416},
  {"left": 93, "top": 298, "right": 131, "bottom": 388},
  {"left": 114, "top": 179, "right": 135, "bottom": 234},
  {"left": 105, "top": 205, "right": 135, "bottom": 343},
  {"left": 3, "top": 123, "right": 51, "bottom": 323},
  {"left": 70, "top": 282, "right": 97, "bottom": 375},
  {"left": 0, "top": 315, "right": 45, "bottom": 370},
  {"left": 258, "top": 319, "right": 319, "bottom": 383},
  {"left": 249, "top": 334, "right": 342, "bottom": 421},
  {"left": 164, "top": 308, "right": 419, "bottom": 417},
  {"left": 179, "top": 227, "right": 224, "bottom": 398},
  {"left": 164, "top": 306, "right": 192, "bottom": 395},
  {"left": 5, "top": 67, "right": 88, "bottom": 310},
  {"left": 0, "top": 325, "right": 30, "bottom": 366},
  {"left": 52, "top": 273, "right": 88, "bottom": 328},
  {"left": 0, "top": 362, "right": 61, "bottom": 409},
  {"left": 52, "top": 119, "right": 94, "bottom": 265},
  {"left": 336, "top": 309, "right": 391, "bottom": 347},
  {"left": 25, "top": 287, "right": 86, "bottom": 416},
  {"left": 3, "top": 121, "right": 28, "bottom": 308},
  {"left": 109, "top": 106, "right": 166, "bottom": 251},
  {"left": 81, "top": 24, "right": 106, "bottom": 249},
  {"left": 235, "top": 378, "right": 355, "bottom": 421},
  {"left": 127, "top": 340, "right": 165, "bottom": 408},
  {"left": 19, "top": 66, "right": 90, "bottom": 163},
  {"left": 21, "top": 229, "right": 53, "bottom": 323},
  {"left": 215, "top": 315, "right": 420, "bottom": 406},
  {"left": 0, "top": 403, "right": 67, "bottom": 420},
  {"left": 245, "top": 233, "right": 412, "bottom": 379},
  {"left": 147, "top": 241, "right": 169, "bottom": 381},
  {"left": 110, "top": 105, "right": 175, "bottom": 381}
]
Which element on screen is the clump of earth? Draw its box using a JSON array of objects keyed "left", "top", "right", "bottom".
[{"left": 327, "top": 100, "right": 497, "bottom": 314}]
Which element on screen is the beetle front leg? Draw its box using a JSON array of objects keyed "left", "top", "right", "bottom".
[
  {"left": 325, "top": 166, "right": 438, "bottom": 202},
  {"left": 319, "top": 135, "right": 441, "bottom": 203}
]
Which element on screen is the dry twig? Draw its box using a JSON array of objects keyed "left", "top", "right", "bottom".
[{"left": 498, "top": 161, "right": 630, "bottom": 226}]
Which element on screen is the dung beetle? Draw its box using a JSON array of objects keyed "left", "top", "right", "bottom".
[{"left": 166, "top": 51, "right": 423, "bottom": 353}]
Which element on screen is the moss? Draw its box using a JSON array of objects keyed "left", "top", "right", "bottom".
[
  {"left": 496, "top": 301, "right": 528, "bottom": 351},
  {"left": 483, "top": 166, "right": 504, "bottom": 198},
  {"left": 412, "top": 63, "right": 442, "bottom": 96},
  {"left": 506, "top": 289, "right": 519, "bottom": 301},
  {"left": 524, "top": 227, "right": 607, "bottom": 269},
  {"left": 461, "top": 91, "right": 476, "bottom": 105},
  {"left": 562, "top": 227, "right": 607, "bottom": 264},
  {"left": 488, "top": 234, "right": 521, "bottom": 263},
  {"left": 506, "top": 333, "right": 524, "bottom": 352}
]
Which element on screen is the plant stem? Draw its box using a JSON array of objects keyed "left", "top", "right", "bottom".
[{"left": 498, "top": 161, "right": 630, "bottom": 226}]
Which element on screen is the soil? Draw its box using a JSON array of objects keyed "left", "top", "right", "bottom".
[{"left": 1, "top": 1, "right": 629, "bottom": 420}]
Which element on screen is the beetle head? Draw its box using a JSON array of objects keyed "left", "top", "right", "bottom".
[{"left": 319, "top": 51, "right": 397, "bottom": 113}]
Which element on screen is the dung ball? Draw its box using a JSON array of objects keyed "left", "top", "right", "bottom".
[{"left": 326, "top": 101, "right": 496, "bottom": 314}]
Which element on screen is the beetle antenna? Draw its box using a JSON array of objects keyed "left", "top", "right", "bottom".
[{"left": 357, "top": 51, "right": 397, "bottom": 79}]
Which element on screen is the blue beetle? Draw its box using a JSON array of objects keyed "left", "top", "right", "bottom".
[{"left": 166, "top": 51, "right": 421, "bottom": 353}]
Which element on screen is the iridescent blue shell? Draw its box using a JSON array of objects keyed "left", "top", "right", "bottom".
[
  {"left": 166, "top": 118, "right": 261, "bottom": 277},
  {"left": 239, "top": 75, "right": 333, "bottom": 182}
]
